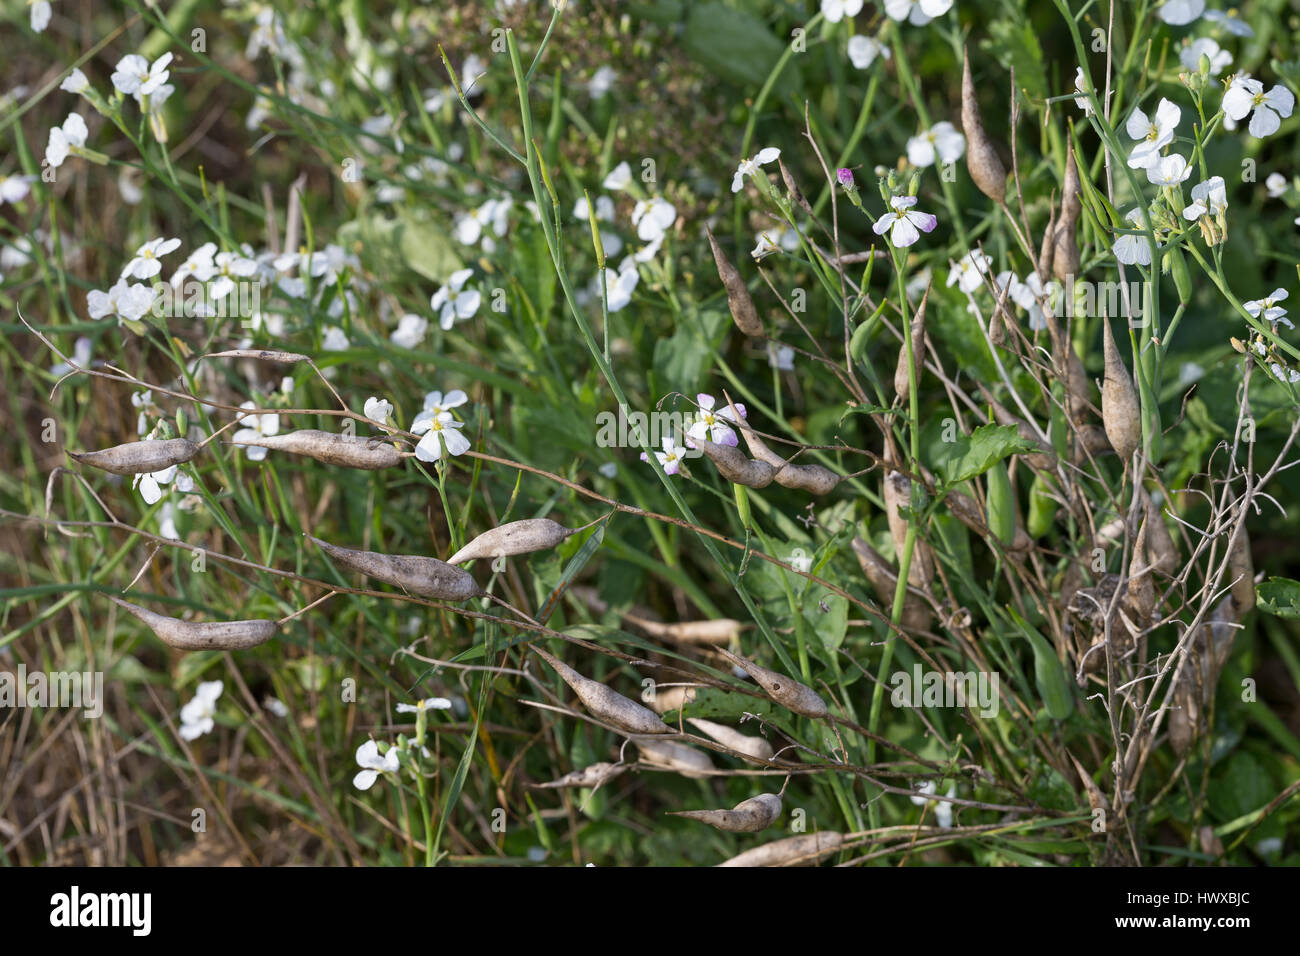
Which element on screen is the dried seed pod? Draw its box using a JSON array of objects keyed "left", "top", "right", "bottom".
[
  {"left": 1101, "top": 320, "right": 1141, "bottom": 462},
  {"left": 894, "top": 282, "right": 930, "bottom": 402},
  {"left": 716, "top": 646, "right": 828, "bottom": 718},
  {"left": 1073, "top": 424, "right": 1112, "bottom": 463},
  {"left": 647, "top": 684, "right": 699, "bottom": 714},
  {"left": 1066, "top": 753, "right": 1111, "bottom": 814},
  {"left": 961, "top": 47, "right": 1007, "bottom": 203},
  {"left": 778, "top": 158, "right": 813, "bottom": 215},
  {"left": 1126, "top": 516, "right": 1156, "bottom": 623},
  {"left": 230, "top": 429, "right": 402, "bottom": 470},
  {"left": 1226, "top": 525, "right": 1255, "bottom": 614},
  {"left": 637, "top": 738, "right": 715, "bottom": 777},
  {"left": 70, "top": 437, "right": 200, "bottom": 477},
  {"left": 688, "top": 717, "right": 775, "bottom": 762},
  {"left": 883, "top": 468, "right": 935, "bottom": 588},
  {"left": 670, "top": 792, "right": 782, "bottom": 832},
  {"left": 308, "top": 535, "right": 481, "bottom": 601},
  {"left": 1060, "top": 143, "right": 1082, "bottom": 226},
  {"left": 1062, "top": 349, "right": 1092, "bottom": 424},
  {"left": 204, "top": 348, "right": 311, "bottom": 364},
  {"left": 850, "top": 537, "right": 933, "bottom": 632},
  {"left": 529, "top": 762, "right": 626, "bottom": 789},
  {"left": 1037, "top": 200, "right": 1058, "bottom": 284},
  {"left": 690, "top": 434, "right": 776, "bottom": 488},
  {"left": 110, "top": 596, "right": 277, "bottom": 651},
  {"left": 706, "top": 227, "right": 764, "bottom": 338},
  {"left": 446, "top": 518, "right": 576, "bottom": 564},
  {"left": 532, "top": 646, "right": 671, "bottom": 735},
  {"left": 1052, "top": 226, "right": 1081, "bottom": 283},
  {"left": 717, "top": 830, "right": 844, "bottom": 867},
  {"left": 630, "top": 616, "right": 741, "bottom": 646},
  {"left": 735, "top": 421, "right": 841, "bottom": 494},
  {"left": 1169, "top": 595, "right": 1240, "bottom": 756},
  {"left": 1141, "top": 490, "right": 1179, "bottom": 575}
]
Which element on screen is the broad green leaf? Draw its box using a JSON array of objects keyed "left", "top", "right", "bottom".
[
  {"left": 1257, "top": 577, "right": 1300, "bottom": 618},
  {"left": 939, "top": 423, "right": 1035, "bottom": 484}
]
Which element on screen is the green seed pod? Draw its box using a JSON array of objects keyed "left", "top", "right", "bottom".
[
  {"left": 1027, "top": 473, "right": 1055, "bottom": 538},
  {"left": 706, "top": 227, "right": 764, "bottom": 338},
  {"left": 70, "top": 437, "right": 200, "bottom": 477},
  {"left": 670, "top": 792, "right": 782, "bottom": 832},
  {"left": 110, "top": 596, "right": 277, "bottom": 651},
  {"left": 985, "top": 461, "right": 1017, "bottom": 547},
  {"left": 1166, "top": 244, "right": 1192, "bottom": 304},
  {"left": 961, "top": 47, "right": 1008, "bottom": 203}
]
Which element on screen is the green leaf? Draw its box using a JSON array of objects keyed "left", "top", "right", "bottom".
[
  {"left": 1257, "top": 577, "right": 1300, "bottom": 618},
  {"left": 938, "top": 423, "right": 1035, "bottom": 484},
  {"left": 1007, "top": 608, "right": 1074, "bottom": 720},
  {"left": 681, "top": 2, "right": 798, "bottom": 98}
]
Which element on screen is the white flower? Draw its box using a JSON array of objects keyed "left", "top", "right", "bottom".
[
  {"left": 453, "top": 197, "right": 511, "bottom": 249},
  {"left": 686, "top": 393, "right": 747, "bottom": 447},
  {"left": 87, "top": 278, "right": 156, "bottom": 322},
  {"left": 909, "top": 781, "right": 956, "bottom": 827},
  {"left": 170, "top": 241, "right": 216, "bottom": 287},
  {"left": 322, "top": 326, "right": 350, "bottom": 351},
  {"left": 209, "top": 251, "right": 258, "bottom": 299},
  {"left": 363, "top": 396, "right": 393, "bottom": 423},
  {"left": 884, "top": 0, "right": 952, "bottom": 26},
  {"left": 431, "top": 268, "right": 481, "bottom": 330},
  {"left": 411, "top": 410, "right": 470, "bottom": 462},
  {"left": 59, "top": 68, "right": 89, "bottom": 95},
  {"left": 588, "top": 65, "right": 616, "bottom": 97},
  {"left": 1125, "top": 98, "right": 1181, "bottom": 169},
  {"left": 1270, "top": 362, "right": 1300, "bottom": 383},
  {"left": 50, "top": 335, "right": 92, "bottom": 377},
  {"left": 352, "top": 739, "right": 401, "bottom": 790},
  {"left": 179, "top": 681, "right": 223, "bottom": 741},
  {"left": 768, "top": 342, "right": 795, "bottom": 370},
  {"left": 1266, "top": 172, "right": 1288, "bottom": 198},
  {"left": 602, "top": 161, "right": 632, "bottom": 191},
  {"left": 1112, "top": 207, "right": 1154, "bottom": 265},
  {"left": 602, "top": 260, "right": 640, "bottom": 312},
  {"left": 111, "top": 51, "right": 173, "bottom": 98},
  {"left": 1244, "top": 288, "right": 1289, "bottom": 324},
  {"left": 1074, "top": 66, "right": 1095, "bottom": 115},
  {"left": 1146, "top": 152, "right": 1192, "bottom": 185},
  {"left": 906, "top": 120, "right": 965, "bottom": 168},
  {"left": 631, "top": 198, "right": 676, "bottom": 243},
  {"left": 752, "top": 226, "right": 800, "bottom": 260},
  {"left": 821, "top": 0, "right": 863, "bottom": 24},
  {"left": 121, "top": 236, "right": 181, "bottom": 280},
  {"left": 1157, "top": 0, "right": 1204, "bottom": 24},
  {"left": 1180, "top": 37, "right": 1232, "bottom": 75},
  {"left": 731, "top": 146, "right": 781, "bottom": 193},
  {"left": 1222, "top": 76, "right": 1294, "bottom": 138},
  {"left": 45, "top": 112, "right": 87, "bottom": 168},
  {"left": 0, "top": 173, "right": 35, "bottom": 205},
  {"left": 231, "top": 401, "right": 280, "bottom": 461},
  {"left": 396, "top": 697, "right": 452, "bottom": 714},
  {"left": 1182, "top": 175, "right": 1226, "bottom": 219},
  {"left": 947, "top": 250, "right": 992, "bottom": 294},
  {"left": 1203, "top": 8, "right": 1253, "bottom": 36},
  {"left": 30, "top": 0, "right": 51, "bottom": 32},
  {"left": 390, "top": 313, "right": 429, "bottom": 348},
  {"left": 422, "top": 389, "right": 469, "bottom": 418},
  {"left": 848, "top": 35, "right": 890, "bottom": 70},
  {"left": 872, "top": 194, "right": 938, "bottom": 247},
  {"left": 639, "top": 435, "right": 684, "bottom": 476},
  {"left": 133, "top": 461, "right": 177, "bottom": 505},
  {"left": 264, "top": 697, "right": 289, "bottom": 718}
]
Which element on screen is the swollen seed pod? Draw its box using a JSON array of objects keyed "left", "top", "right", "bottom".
[
  {"left": 716, "top": 830, "right": 844, "bottom": 867},
  {"left": 1101, "top": 320, "right": 1141, "bottom": 462},
  {"left": 1126, "top": 518, "right": 1156, "bottom": 623},
  {"left": 1060, "top": 143, "right": 1082, "bottom": 227},
  {"left": 1141, "top": 490, "right": 1179, "bottom": 575},
  {"left": 1037, "top": 200, "right": 1058, "bottom": 284},
  {"left": 894, "top": 282, "right": 930, "bottom": 403},
  {"left": 531, "top": 646, "right": 671, "bottom": 735},
  {"left": 110, "top": 596, "right": 277, "bottom": 651},
  {"left": 961, "top": 47, "right": 1008, "bottom": 203},
  {"left": 308, "top": 536, "right": 482, "bottom": 601},
  {"left": 530, "top": 762, "right": 626, "bottom": 789},
  {"left": 734, "top": 420, "right": 841, "bottom": 494},
  {"left": 229, "top": 429, "right": 402, "bottom": 470},
  {"left": 647, "top": 684, "right": 698, "bottom": 714},
  {"left": 985, "top": 461, "right": 1017, "bottom": 548},
  {"left": 883, "top": 469, "right": 935, "bottom": 588},
  {"left": 446, "top": 518, "right": 576, "bottom": 565},
  {"left": 706, "top": 227, "right": 765, "bottom": 338},
  {"left": 630, "top": 616, "right": 742, "bottom": 646},
  {"left": 670, "top": 792, "right": 782, "bottom": 832},
  {"left": 688, "top": 717, "right": 776, "bottom": 762},
  {"left": 716, "top": 646, "right": 828, "bottom": 718},
  {"left": 1226, "top": 525, "right": 1256, "bottom": 614},
  {"left": 778, "top": 158, "right": 813, "bottom": 215},
  {"left": 1052, "top": 226, "right": 1081, "bottom": 283},
  {"left": 637, "top": 738, "right": 715, "bottom": 777},
  {"left": 70, "top": 437, "right": 200, "bottom": 477},
  {"left": 850, "top": 537, "right": 933, "bottom": 633},
  {"left": 690, "top": 434, "right": 776, "bottom": 488}
]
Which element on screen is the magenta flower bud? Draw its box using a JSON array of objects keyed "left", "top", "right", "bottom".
[{"left": 837, "top": 168, "right": 855, "bottom": 188}]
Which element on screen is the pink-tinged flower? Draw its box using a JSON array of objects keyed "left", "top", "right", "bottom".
[
  {"left": 873, "top": 195, "right": 938, "bottom": 247},
  {"left": 686, "top": 393, "right": 747, "bottom": 447},
  {"left": 639, "top": 436, "right": 684, "bottom": 476},
  {"left": 836, "top": 168, "right": 855, "bottom": 187}
]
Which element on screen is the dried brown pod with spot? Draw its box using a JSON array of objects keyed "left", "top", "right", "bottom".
[
  {"left": 688, "top": 717, "right": 775, "bottom": 762},
  {"left": 1226, "top": 524, "right": 1255, "bottom": 614},
  {"left": 110, "top": 596, "right": 277, "bottom": 651},
  {"left": 894, "top": 282, "right": 930, "bottom": 403},
  {"left": 229, "top": 429, "right": 402, "bottom": 470},
  {"left": 883, "top": 468, "right": 935, "bottom": 589},
  {"left": 961, "top": 47, "right": 1007, "bottom": 203},
  {"left": 707, "top": 227, "right": 764, "bottom": 338},
  {"left": 532, "top": 646, "right": 671, "bottom": 735},
  {"left": 716, "top": 646, "right": 828, "bottom": 718},
  {"left": 851, "top": 537, "right": 933, "bottom": 633},
  {"left": 307, "top": 535, "right": 482, "bottom": 601},
  {"left": 670, "top": 793, "right": 783, "bottom": 832},
  {"left": 1101, "top": 319, "right": 1141, "bottom": 462},
  {"left": 446, "top": 518, "right": 576, "bottom": 564},
  {"left": 637, "top": 738, "right": 715, "bottom": 777},
  {"left": 70, "top": 437, "right": 200, "bottom": 477},
  {"left": 716, "top": 830, "right": 844, "bottom": 867},
  {"left": 529, "top": 762, "right": 626, "bottom": 790},
  {"left": 690, "top": 434, "right": 776, "bottom": 489}
]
